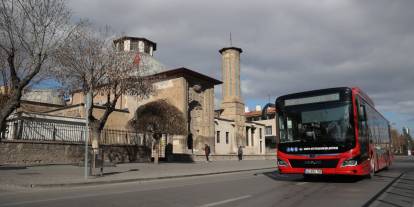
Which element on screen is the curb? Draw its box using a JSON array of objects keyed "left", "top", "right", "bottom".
[{"left": 25, "top": 167, "right": 276, "bottom": 188}]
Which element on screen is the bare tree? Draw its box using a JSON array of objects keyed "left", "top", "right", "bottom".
[
  {"left": 0, "top": 49, "right": 8, "bottom": 103},
  {"left": 0, "top": 49, "right": 7, "bottom": 88},
  {"left": 54, "top": 24, "right": 156, "bottom": 163},
  {"left": 391, "top": 128, "right": 401, "bottom": 154},
  {"left": 129, "top": 100, "right": 187, "bottom": 164},
  {"left": 0, "top": 0, "right": 73, "bottom": 132}
]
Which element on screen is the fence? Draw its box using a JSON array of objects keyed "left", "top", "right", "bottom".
[
  {"left": 101, "top": 129, "right": 142, "bottom": 145},
  {"left": 1, "top": 118, "right": 143, "bottom": 146}
]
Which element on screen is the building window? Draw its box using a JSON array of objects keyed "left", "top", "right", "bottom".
[
  {"left": 130, "top": 41, "right": 138, "bottom": 51},
  {"left": 216, "top": 131, "right": 220, "bottom": 143},
  {"left": 259, "top": 128, "right": 262, "bottom": 139},
  {"left": 226, "top": 132, "right": 229, "bottom": 144},
  {"left": 144, "top": 43, "right": 150, "bottom": 53},
  {"left": 246, "top": 128, "right": 249, "bottom": 146},
  {"left": 265, "top": 126, "right": 272, "bottom": 135},
  {"left": 117, "top": 41, "right": 124, "bottom": 51},
  {"left": 251, "top": 129, "right": 254, "bottom": 146}
]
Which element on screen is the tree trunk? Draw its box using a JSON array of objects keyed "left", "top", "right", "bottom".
[
  {"left": 84, "top": 91, "right": 101, "bottom": 149},
  {"left": 153, "top": 134, "right": 160, "bottom": 164},
  {"left": 89, "top": 120, "right": 103, "bottom": 175},
  {"left": 85, "top": 91, "right": 103, "bottom": 175},
  {"left": 0, "top": 90, "right": 22, "bottom": 137},
  {"left": 93, "top": 128, "right": 101, "bottom": 174},
  {"left": 90, "top": 121, "right": 101, "bottom": 150}
]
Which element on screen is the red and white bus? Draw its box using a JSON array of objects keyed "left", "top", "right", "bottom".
[{"left": 276, "top": 87, "right": 392, "bottom": 177}]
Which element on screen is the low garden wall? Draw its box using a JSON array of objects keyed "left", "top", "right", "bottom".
[{"left": 0, "top": 140, "right": 151, "bottom": 165}]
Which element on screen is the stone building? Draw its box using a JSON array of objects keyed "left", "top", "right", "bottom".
[
  {"left": 45, "top": 36, "right": 222, "bottom": 155},
  {"left": 22, "top": 89, "right": 65, "bottom": 105},
  {"left": 9, "top": 36, "right": 268, "bottom": 158},
  {"left": 245, "top": 106, "right": 278, "bottom": 154}
]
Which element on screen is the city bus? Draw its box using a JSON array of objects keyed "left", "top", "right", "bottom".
[{"left": 276, "top": 87, "right": 392, "bottom": 178}]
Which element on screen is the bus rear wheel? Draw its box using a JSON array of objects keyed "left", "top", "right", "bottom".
[
  {"left": 368, "top": 158, "right": 375, "bottom": 179},
  {"left": 384, "top": 158, "right": 391, "bottom": 170}
]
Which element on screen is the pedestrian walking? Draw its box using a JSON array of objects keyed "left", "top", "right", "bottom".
[
  {"left": 204, "top": 144, "right": 211, "bottom": 162},
  {"left": 238, "top": 146, "right": 243, "bottom": 161}
]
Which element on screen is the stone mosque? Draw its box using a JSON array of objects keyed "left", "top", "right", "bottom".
[{"left": 19, "top": 36, "right": 268, "bottom": 157}]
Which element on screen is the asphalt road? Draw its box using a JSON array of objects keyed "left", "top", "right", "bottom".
[{"left": 0, "top": 157, "right": 412, "bottom": 207}]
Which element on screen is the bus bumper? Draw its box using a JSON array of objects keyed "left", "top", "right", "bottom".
[{"left": 278, "top": 160, "right": 370, "bottom": 176}]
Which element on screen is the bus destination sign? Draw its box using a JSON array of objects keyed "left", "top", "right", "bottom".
[
  {"left": 286, "top": 146, "right": 339, "bottom": 153},
  {"left": 284, "top": 93, "right": 340, "bottom": 106}
]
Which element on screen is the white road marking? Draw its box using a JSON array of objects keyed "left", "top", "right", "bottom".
[
  {"left": 0, "top": 183, "right": 201, "bottom": 207},
  {"left": 199, "top": 195, "right": 252, "bottom": 207},
  {"left": 296, "top": 182, "right": 308, "bottom": 185},
  {"left": 0, "top": 175, "right": 258, "bottom": 206}
]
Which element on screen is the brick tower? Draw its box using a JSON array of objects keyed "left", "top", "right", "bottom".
[{"left": 219, "top": 47, "right": 246, "bottom": 150}]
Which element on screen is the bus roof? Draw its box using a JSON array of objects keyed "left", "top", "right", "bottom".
[
  {"left": 276, "top": 87, "right": 387, "bottom": 124},
  {"left": 276, "top": 87, "right": 352, "bottom": 103},
  {"left": 351, "top": 87, "right": 375, "bottom": 107},
  {"left": 276, "top": 87, "right": 375, "bottom": 106}
]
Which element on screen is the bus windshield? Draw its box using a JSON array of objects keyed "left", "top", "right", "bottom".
[{"left": 279, "top": 102, "right": 354, "bottom": 145}]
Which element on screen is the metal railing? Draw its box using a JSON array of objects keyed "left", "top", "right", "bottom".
[
  {"left": 1, "top": 119, "right": 143, "bottom": 145},
  {"left": 101, "top": 129, "right": 143, "bottom": 145}
]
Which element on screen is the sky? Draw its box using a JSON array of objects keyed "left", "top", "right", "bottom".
[{"left": 67, "top": 0, "right": 414, "bottom": 133}]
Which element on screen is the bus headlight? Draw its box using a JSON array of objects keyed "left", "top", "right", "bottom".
[
  {"left": 341, "top": 159, "right": 358, "bottom": 167},
  {"left": 277, "top": 159, "right": 289, "bottom": 167}
]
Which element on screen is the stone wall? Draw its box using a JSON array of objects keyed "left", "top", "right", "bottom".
[
  {"left": 0, "top": 140, "right": 150, "bottom": 165},
  {"left": 104, "top": 144, "right": 150, "bottom": 163},
  {"left": 195, "top": 154, "right": 276, "bottom": 162}
]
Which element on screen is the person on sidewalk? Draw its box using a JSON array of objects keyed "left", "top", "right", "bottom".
[
  {"left": 238, "top": 146, "right": 243, "bottom": 161},
  {"left": 204, "top": 144, "right": 211, "bottom": 162}
]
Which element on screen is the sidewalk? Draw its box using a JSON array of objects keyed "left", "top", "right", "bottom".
[{"left": 0, "top": 160, "right": 276, "bottom": 189}]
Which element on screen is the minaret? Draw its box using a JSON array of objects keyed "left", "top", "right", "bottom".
[
  {"left": 220, "top": 47, "right": 242, "bottom": 104},
  {"left": 219, "top": 46, "right": 246, "bottom": 148}
]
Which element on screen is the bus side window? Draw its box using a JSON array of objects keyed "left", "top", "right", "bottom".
[
  {"left": 357, "top": 98, "right": 369, "bottom": 158},
  {"left": 287, "top": 117, "right": 293, "bottom": 141},
  {"left": 278, "top": 115, "right": 286, "bottom": 141},
  {"left": 358, "top": 102, "right": 368, "bottom": 137}
]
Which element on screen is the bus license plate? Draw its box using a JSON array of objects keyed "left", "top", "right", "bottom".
[{"left": 305, "top": 169, "right": 322, "bottom": 174}]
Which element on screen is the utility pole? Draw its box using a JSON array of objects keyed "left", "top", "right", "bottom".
[{"left": 84, "top": 94, "right": 92, "bottom": 179}]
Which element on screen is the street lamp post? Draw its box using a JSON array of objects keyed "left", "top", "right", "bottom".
[{"left": 84, "top": 94, "right": 92, "bottom": 179}]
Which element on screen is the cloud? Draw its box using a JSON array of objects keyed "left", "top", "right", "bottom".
[{"left": 67, "top": 0, "right": 414, "bottom": 127}]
